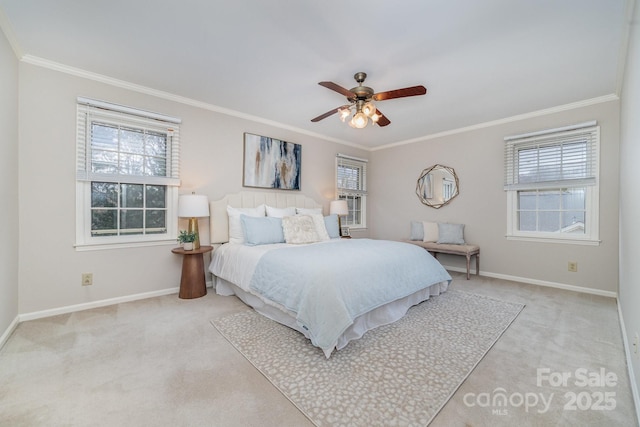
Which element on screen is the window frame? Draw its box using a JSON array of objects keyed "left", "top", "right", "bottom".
[
  {"left": 75, "top": 98, "right": 181, "bottom": 250},
  {"left": 504, "top": 122, "right": 600, "bottom": 245},
  {"left": 336, "top": 154, "right": 367, "bottom": 229}
]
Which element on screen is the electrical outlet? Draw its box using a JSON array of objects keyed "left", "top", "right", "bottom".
[
  {"left": 568, "top": 262, "right": 578, "bottom": 272},
  {"left": 81, "top": 273, "right": 93, "bottom": 286}
]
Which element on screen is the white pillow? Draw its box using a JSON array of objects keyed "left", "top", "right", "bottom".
[
  {"left": 422, "top": 221, "right": 439, "bottom": 243},
  {"left": 282, "top": 215, "right": 320, "bottom": 244},
  {"left": 296, "top": 207, "right": 322, "bottom": 215},
  {"left": 266, "top": 205, "right": 296, "bottom": 218},
  {"left": 227, "top": 204, "right": 266, "bottom": 244},
  {"left": 309, "top": 213, "right": 330, "bottom": 241}
]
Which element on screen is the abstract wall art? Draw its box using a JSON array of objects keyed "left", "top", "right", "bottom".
[{"left": 243, "top": 133, "right": 301, "bottom": 190}]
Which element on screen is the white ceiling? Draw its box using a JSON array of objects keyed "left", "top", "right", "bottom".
[{"left": 0, "top": 0, "right": 629, "bottom": 149}]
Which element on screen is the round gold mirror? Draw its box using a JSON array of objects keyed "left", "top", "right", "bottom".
[{"left": 416, "top": 164, "right": 459, "bottom": 209}]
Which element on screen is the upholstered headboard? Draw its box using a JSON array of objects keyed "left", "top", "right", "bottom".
[{"left": 209, "top": 191, "right": 323, "bottom": 244}]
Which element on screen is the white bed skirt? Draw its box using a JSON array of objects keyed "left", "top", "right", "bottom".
[{"left": 215, "top": 276, "right": 449, "bottom": 355}]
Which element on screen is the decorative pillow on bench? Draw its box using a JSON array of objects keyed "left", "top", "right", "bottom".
[
  {"left": 410, "top": 221, "right": 466, "bottom": 245},
  {"left": 437, "top": 223, "right": 465, "bottom": 245},
  {"left": 410, "top": 221, "right": 439, "bottom": 242},
  {"left": 410, "top": 221, "right": 424, "bottom": 241}
]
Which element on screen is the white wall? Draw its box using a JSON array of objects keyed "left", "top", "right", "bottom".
[
  {"left": 0, "top": 27, "right": 19, "bottom": 339},
  {"left": 619, "top": 0, "right": 640, "bottom": 403},
  {"left": 17, "top": 63, "right": 368, "bottom": 315},
  {"left": 369, "top": 100, "right": 620, "bottom": 294},
  {"left": 9, "top": 59, "right": 628, "bottom": 308},
  {"left": 8, "top": 31, "right": 630, "bottom": 334}
]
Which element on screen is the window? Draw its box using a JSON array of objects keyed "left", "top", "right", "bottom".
[
  {"left": 504, "top": 121, "right": 599, "bottom": 245},
  {"left": 336, "top": 154, "right": 367, "bottom": 228},
  {"left": 442, "top": 178, "right": 456, "bottom": 201},
  {"left": 76, "top": 98, "right": 181, "bottom": 249}
]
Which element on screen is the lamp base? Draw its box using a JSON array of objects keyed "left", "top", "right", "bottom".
[{"left": 187, "top": 217, "right": 200, "bottom": 249}]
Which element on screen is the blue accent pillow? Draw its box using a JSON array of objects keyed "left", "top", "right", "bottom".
[
  {"left": 437, "top": 223, "right": 465, "bottom": 245},
  {"left": 240, "top": 215, "right": 285, "bottom": 246},
  {"left": 410, "top": 221, "right": 424, "bottom": 241},
  {"left": 324, "top": 214, "right": 340, "bottom": 239}
]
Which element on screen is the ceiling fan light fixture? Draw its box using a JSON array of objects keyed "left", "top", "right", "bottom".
[
  {"left": 313, "top": 71, "right": 426, "bottom": 129},
  {"left": 351, "top": 112, "right": 368, "bottom": 129},
  {"left": 339, "top": 106, "right": 351, "bottom": 122},
  {"left": 362, "top": 101, "right": 376, "bottom": 117}
]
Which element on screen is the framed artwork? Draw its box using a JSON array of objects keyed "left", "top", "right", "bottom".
[
  {"left": 243, "top": 133, "right": 301, "bottom": 190},
  {"left": 341, "top": 226, "right": 351, "bottom": 237}
]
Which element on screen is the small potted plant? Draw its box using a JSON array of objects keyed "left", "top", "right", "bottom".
[{"left": 178, "top": 230, "right": 197, "bottom": 250}]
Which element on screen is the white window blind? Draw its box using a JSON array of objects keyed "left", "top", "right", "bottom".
[
  {"left": 337, "top": 154, "right": 367, "bottom": 195},
  {"left": 504, "top": 123, "right": 598, "bottom": 191},
  {"left": 76, "top": 98, "right": 181, "bottom": 186},
  {"left": 336, "top": 154, "right": 368, "bottom": 228},
  {"left": 503, "top": 121, "right": 600, "bottom": 244},
  {"left": 75, "top": 98, "right": 181, "bottom": 248}
]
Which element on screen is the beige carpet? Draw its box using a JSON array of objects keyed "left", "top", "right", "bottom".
[{"left": 212, "top": 290, "right": 525, "bottom": 427}]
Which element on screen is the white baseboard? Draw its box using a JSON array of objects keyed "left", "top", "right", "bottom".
[
  {"left": 0, "top": 315, "right": 20, "bottom": 350},
  {"left": 19, "top": 287, "right": 179, "bottom": 322},
  {"left": 443, "top": 265, "right": 618, "bottom": 298},
  {"left": 616, "top": 299, "right": 640, "bottom": 426},
  {"left": 5, "top": 281, "right": 215, "bottom": 345}
]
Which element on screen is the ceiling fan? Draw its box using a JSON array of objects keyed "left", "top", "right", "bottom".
[{"left": 311, "top": 72, "right": 427, "bottom": 129}]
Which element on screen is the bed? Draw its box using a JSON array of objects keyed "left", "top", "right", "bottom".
[{"left": 208, "top": 191, "right": 451, "bottom": 357}]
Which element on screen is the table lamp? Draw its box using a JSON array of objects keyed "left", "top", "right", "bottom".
[
  {"left": 178, "top": 193, "right": 210, "bottom": 249},
  {"left": 329, "top": 200, "right": 349, "bottom": 236}
]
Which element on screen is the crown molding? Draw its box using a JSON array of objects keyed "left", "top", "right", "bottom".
[
  {"left": 372, "top": 94, "right": 620, "bottom": 151},
  {"left": 20, "top": 54, "right": 368, "bottom": 151},
  {"left": 0, "top": 6, "right": 23, "bottom": 58},
  {"left": 20, "top": 54, "right": 619, "bottom": 154}
]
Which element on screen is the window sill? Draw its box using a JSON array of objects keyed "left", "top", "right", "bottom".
[
  {"left": 74, "top": 239, "right": 177, "bottom": 251},
  {"left": 506, "top": 235, "right": 600, "bottom": 246}
]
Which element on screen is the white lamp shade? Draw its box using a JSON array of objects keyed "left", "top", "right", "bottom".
[
  {"left": 178, "top": 194, "right": 210, "bottom": 218},
  {"left": 329, "top": 200, "right": 349, "bottom": 216}
]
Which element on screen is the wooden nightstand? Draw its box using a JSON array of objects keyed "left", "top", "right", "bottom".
[{"left": 171, "top": 245, "right": 213, "bottom": 299}]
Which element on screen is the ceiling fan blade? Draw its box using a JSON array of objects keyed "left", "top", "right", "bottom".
[
  {"left": 373, "top": 85, "right": 427, "bottom": 101},
  {"left": 311, "top": 107, "right": 341, "bottom": 122},
  {"left": 318, "top": 81, "right": 356, "bottom": 98},
  {"left": 375, "top": 109, "right": 391, "bottom": 127}
]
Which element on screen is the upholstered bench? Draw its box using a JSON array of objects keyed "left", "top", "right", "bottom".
[{"left": 405, "top": 240, "right": 480, "bottom": 280}]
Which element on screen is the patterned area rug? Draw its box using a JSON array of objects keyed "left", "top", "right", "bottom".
[{"left": 212, "top": 290, "right": 524, "bottom": 427}]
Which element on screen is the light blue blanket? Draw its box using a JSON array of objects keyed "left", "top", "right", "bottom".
[{"left": 249, "top": 238, "right": 451, "bottom": 352}]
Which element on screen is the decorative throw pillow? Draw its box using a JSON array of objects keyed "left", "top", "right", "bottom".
[
  {"left": 282, "top": 215, "right": 320, "bottom": 244},
  {"left": 296, "top": 207, "right": 323, "bottom": 215},
  {"left": 266, "top": 205, "right": 296, "bottom": 218},
  {"left": 309, "top": 213, "right": 330, "bottom": 241},
  {"left": 437, "top": 223, "right": 465, "bottom": 245},
  {"left": 410, "top": 221, "right": 424, "bottom": 241},
  {"left": 324, "top": 214, "right": 340, "bottom": 239},
  {"left": 422, "top": 221, "right": 439, "bottom": 243},
  {"left": 227, "top": 204, "right": 266, "bottom": 244},
  {"left": 240, "top": 215, "right": 284, "bottom": 246}
]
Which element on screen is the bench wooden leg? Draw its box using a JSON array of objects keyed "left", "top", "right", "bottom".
[
  {"left": 466, "top": 254, "right": 471, "bottom": 280},
  {"left": 425, "top": 248, "right": 479, "bottom": 280}
]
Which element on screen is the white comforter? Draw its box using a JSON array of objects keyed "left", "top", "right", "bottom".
[{"left": 209, "top": 239, "right": 452, "bottom": 356}]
